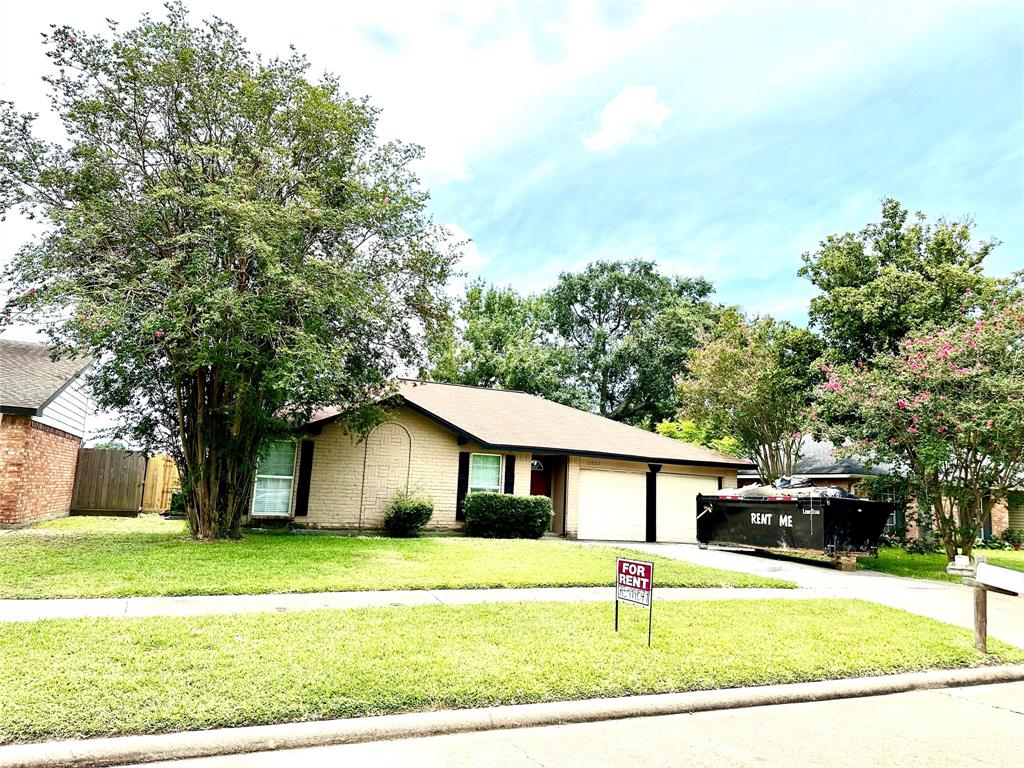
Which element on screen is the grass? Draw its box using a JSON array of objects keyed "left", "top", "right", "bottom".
[
  {"left": 0, "top": 515, "right": 792, "bottom": 598},
  {"left": 859, "top": 547, "right": 1024, "bottom": 583},
  {"left": 1, "top": 598, "right": 1020, "bottom": 744}
]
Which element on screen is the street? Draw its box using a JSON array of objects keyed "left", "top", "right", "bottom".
[{"left": 130, "top": 682, "right": 1024, "bottom": 768}]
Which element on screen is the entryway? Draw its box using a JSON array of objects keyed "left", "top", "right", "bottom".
[{"left": 530, "top": 454, "right": 567, "bottom": 535}]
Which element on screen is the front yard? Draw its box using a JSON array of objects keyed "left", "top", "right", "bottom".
[
  {"left": 858, "top": 547, "right": 1024, "bottom": 583},
  {"left": 1, "top": 598, "right": 1019, "bottom": 744},
  {"left": 0, "top": 516, "right": 792, "bottom": 598}
]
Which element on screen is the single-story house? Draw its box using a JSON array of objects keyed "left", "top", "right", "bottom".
[
  {"left": 0, "top": 339, "right": 91, "bottom": 527},
  {"left": 246, "top": 379, "right": 752, "bottom": 542}
]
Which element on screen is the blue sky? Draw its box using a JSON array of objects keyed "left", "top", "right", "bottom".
[{"left": 1, "top": 0, "right": 1021, "bottom": 331}]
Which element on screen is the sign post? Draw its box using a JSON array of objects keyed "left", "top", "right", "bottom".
[{"left": 615, "top": 557, "right": 654, "bottom": 647}]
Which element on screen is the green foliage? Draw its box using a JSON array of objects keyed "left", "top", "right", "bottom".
[
  {"left": 655, "top": 419, "right": 743, "bottom": 457},
  {"left": 545, "top": 259, "right": 716, "bottom": 425},
  {"left": 1001, "top": 528, "right": 1024, "bottom": 547},
  {"left": 89, "top": 442, "right": 129, "bottom": 451},
  {"left": 676, "top": 315, "right": 823, "bottom": 480},
  {"left": 799, "top": 198, "right": 1012, "bottom": 363},
  {"left": 423, "top": 281, "right": 584, "bottom": 407},
  {"left": 169, "top": 492, "right": 186, "bottom": 516},
  {"left": 861, "top": 546, "right": 1024, "bottom": 580},
  {"left": 383, "top": 491, "right": 434, "bottom": 537},
  {"left": 463, "top": 493, "right": 552, "bottom": 539},
  {"left": 0, "top": 4, "right": 456, "bottom": 539},
  {"left": 817, "top": 296, "right": 1024, "bottom": 559}
]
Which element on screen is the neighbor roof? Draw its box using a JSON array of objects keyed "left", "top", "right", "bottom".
[
  {"left": 311, "top": 380, "right": 752, "bottom": 468},
  {"left": 0, "top": 339, "right": 90, "bottom": 414},
  {"left": 737, "top": 437, "right": 891, "bottom": 478}
]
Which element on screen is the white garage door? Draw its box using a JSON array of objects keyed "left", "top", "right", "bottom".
[
  {"left": 577, "top": 469, "right": 647, "bottom": 541},
  {"left": 657, "top": 473, "right": 720, "bottom": 543}
]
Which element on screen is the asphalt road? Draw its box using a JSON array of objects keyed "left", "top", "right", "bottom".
[{"left": 129, "top": 682, "right": 1024, "bottom": 768}]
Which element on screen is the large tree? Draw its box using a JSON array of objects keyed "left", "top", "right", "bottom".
[
  {"left": 545, "top": 259, "right": 715, "bottom": 425},
  {"left": 422, "top": 280, "right": 583, "bottom": 407},
  {"left": 816, "top": 296, "right": 1024, "bottom": 561},
  {"left": 676, "top": 315, "right": 823, "bottom": 482},
  {"left": 0, "top": 4, "right": 456, "bottom": 539},
  {"left": 799, "top": 198, "right": 1009, "bottom": 363}
]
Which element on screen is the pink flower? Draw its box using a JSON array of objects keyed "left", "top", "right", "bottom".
[
  {"left": 985, "top": 420, "right": 993, "bottom": 428},
  {"left": 908, "top": 427, "right": 919, "bottom": 435},
  {"left": 938, "top": 426, "right": 947, "bottom": 433},
  {"left": 897, "top": 399, "right": 908, "bottom": 409}
]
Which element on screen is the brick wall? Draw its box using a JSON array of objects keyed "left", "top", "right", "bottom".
[
  {"left": 0, "top": 415, "right": 81, "bottom": 527},
  {"left": 300, "top": 407, "right": 530, "bottom": 532}
]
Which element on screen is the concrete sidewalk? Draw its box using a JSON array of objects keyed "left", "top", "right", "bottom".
[
  {"left": 626, "top": 543, "right": 1024, "bottom": 647},
  {"left": 0, "top": 586, "right": 811, "bottom": 623}
]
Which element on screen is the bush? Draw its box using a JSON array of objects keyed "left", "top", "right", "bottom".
[
  {"left": 977, "top": 536, "right": 1011, "bottom": 550},
  {"left": 1001, "top": 528, "right": 1024, "bottom": 548},
  {"left": 463, "top": 493, "right": 552, "bottom": 539},
  {"left": 168, "top": 491, "right": 186, "bottom": 516},
  {"left": 384, "top": 492, "right": 434, "bottom": 537}
]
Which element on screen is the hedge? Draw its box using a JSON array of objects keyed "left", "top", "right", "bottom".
[
  {"left": 463, "top": 493, "right": 552, "bottom": 539},
  {"left": 384, "top": 492, "right": 434, "bottom": 537}
]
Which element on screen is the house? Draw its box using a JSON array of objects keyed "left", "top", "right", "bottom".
[
  {"left": 736, "top": 437, "right": 1020, "bottom": 539},
  {"left": 246, "top": 379, "right": 752, "bottom": 542},
  {"left": 0, "top": 340, "right": 91, "bottom": 527},
  {"left": 736, "top": 438, "right": 891, "bottom": 494}
]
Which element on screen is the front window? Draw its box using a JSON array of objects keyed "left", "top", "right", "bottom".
[
  {"left": 470, "top": 453, "right": 502, "bottom": 494},
  {"left": 252, "top": 441, "right": 296, "bottom": 517}
]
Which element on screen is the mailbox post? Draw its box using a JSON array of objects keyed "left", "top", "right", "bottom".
[{"left": 963, "top": 558, "right": 1024, "bottom": 653}]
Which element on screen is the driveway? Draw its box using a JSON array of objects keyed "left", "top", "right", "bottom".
[
  {"left": 625, "top": 542, "right": 1024, "bottom": 647},
  {"left": 126, "top": 682, "right": 1024, "bottom": 768}
]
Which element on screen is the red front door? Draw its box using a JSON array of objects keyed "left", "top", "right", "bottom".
[{"left": 530, "top": 469, "right": 549, "bottom": 496}]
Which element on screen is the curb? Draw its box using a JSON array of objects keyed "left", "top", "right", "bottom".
[{"left": 2, "top": 665, "right": 1023, "bottom": 768}]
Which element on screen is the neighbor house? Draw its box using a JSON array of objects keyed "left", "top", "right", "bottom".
[
  {"left": 0, "top": 339, "right": 90, "bottom": 527},
  {"left": 736, "top": 438, "right": 891, "bottom": 494},
  {"left": 245, "top": 379, "right": 752, "bottom": 543}
]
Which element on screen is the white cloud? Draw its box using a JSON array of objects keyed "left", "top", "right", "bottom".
[{"left": 583, "top": 85, "right": 672, "bottom": 153}]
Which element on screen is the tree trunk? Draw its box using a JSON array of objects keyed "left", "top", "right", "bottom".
[{"left": 176, "top": 365, "right": 265, "bottom": 540}]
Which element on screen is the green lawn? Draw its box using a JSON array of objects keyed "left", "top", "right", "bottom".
[
  {"left": 859, "top": 547, "right": 1024, "bottom": 583},
  {"left": 0, "top": 516, "right": 792, "bottom": 598},
  {"left": 1, "top": 598, "right": 1019, "bottom": 744}
]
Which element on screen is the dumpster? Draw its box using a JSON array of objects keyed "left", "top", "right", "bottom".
[{"left": 696, "top": 479, "right": 893, "bottom": 557}]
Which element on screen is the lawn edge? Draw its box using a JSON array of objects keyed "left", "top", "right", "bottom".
[{"left": 2, "top": 664, "right": 1022, "bottom": 768}]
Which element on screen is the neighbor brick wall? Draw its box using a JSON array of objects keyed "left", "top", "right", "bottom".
[
  {"left": 0, "top": 415, "right": 81, "bottom": 527},
  {"left": 300, "top": 407, "right": 530, "bottom": 532},
  {"left": 905, "top": 497, "right": 1011, "bottom": 540}
]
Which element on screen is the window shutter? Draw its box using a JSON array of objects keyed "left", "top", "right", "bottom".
[
  {"left": 456, "top": 451, "right": 470, "bottom": 521},
  {"left": 293, "top": 441, "right": 315, "bottom": 517},
  {"left": 503, "top": 454, "right": 516, "bottom": 494}
]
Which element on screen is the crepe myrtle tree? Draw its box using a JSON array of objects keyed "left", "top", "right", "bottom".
[
  {"left": 816, "top": 297, "right": 1024, "bottom": 560},
  {"left": 676, "top": 315, "right": 823, "bottom": 482},
  {"left": 0, "top": 3, "right": 457, "bottom": 539}
]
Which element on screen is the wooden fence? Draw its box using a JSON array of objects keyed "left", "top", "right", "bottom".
[{"left": 71, "top": 449, "right": 180, "bottom": 515}]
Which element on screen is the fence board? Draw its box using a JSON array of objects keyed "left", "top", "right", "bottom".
[{"left": 71, "top": 449, "right": 147, "bottom": 514}]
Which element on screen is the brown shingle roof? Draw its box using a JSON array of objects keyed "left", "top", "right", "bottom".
[
  {"left": 0, "top": 339, "right": 90, "bottom": 412},
  {"left": 312, "top": 380, "right": 752, "bottom": 468}
]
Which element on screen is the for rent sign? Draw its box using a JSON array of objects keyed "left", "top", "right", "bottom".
[
  {"left": 615, "top": 557, "right": 654, "bottom": 646},
  {"left": 616, "top": 558, "right": 653, "bottom": 607}
]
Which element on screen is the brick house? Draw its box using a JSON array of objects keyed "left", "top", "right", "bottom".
[
  {"left": 0, "top": 340, "right": 91, "bottom": 527},
  {"left": 244, "top": 380, "right": 752, "bottom": 542}
]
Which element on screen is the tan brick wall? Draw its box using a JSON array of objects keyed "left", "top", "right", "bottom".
[
  {"left": 990, "top": 498, "right": 1009, "bottom": 538},
  {"left": 563, "top": 454, "right": 736, "bottom": 539},
  {"left": 300, "top": 407, "right": 530, "bottom": 532},
  {"left": 0, "top": 415, "right": 81, "bottom": 527}
]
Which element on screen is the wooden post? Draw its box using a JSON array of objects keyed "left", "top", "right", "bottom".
[{"left": 973, "top": 585, "right": 987, "bottom": 654}]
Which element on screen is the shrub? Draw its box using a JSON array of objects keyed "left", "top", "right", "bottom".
[
  {"left": 976, "top": 536, "right": 1011, "bottom": 550},
  {"left": 384, "top": 492, "right": 434, "bottom": 537},
  {"left": 1001, "top": 528, "right": 1024, "bottom": 548},
  {"left": 464, "top": 493, "right": 552, "bottom": 539},
  {"left": 168, "top": 491, "right": 186, "bottom": 516}
]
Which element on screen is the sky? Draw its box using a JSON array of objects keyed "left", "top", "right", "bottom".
[{"left": 1, "top": 0, "right": 1021, "bottom": 338}]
